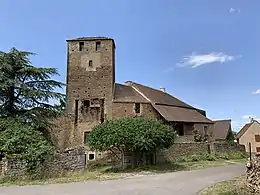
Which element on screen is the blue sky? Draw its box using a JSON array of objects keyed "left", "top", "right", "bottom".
[{"left": 1, "top": 0, "right": 260, "bottom": 131}]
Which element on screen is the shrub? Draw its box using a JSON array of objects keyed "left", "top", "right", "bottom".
[
  {"left": 0, "top": 118, "right": 55, "bottom": 176},
  {"left": 87, "top": 117, "right": 175, "bottom": 153}
]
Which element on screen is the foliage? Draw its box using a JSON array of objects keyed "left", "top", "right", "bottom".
[
  {"left": 193, "top": 127, "right": 208, "bottom": 143},
  {"left": 226, "top": 127, "right": 236, "bottom": 144},
  {"left": 87, "top": 117, "right": 175, "bottom": 152},
  {"left": 174, "top": 152, "right": 246, "bottom": 163},
  {"left": 0, "top": 48, "right": 65, "bottom": 129},
  {"left": 0, "top": 118, "right": 55, "bottom": 175}
]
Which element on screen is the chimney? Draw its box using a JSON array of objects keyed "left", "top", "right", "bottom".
[
  {"left": 125, "top": 81, "right": 133, "bottom": 86},
  {"left": 160, "top": 87, "right": 166, "bottom": 92}
]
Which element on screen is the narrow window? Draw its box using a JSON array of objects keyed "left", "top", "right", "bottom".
[
  {"left": 83, "top": 100, "right": 90, "bottom": 108},
  {"left": 100, "top": 99, "right": 105, "bottom": 123},
  {"left": 79, "top": 42, "right": 84, "bottom": 51},
  {"left": 134, "top": 103, "right": 140, "bottom": 114},
  {"left": 178, "top": 124, "right": 184, "bottom": 136},
  {"left": 89, "top": 60, "right": 93, "bottom": 67},
  {"left": 74, "top": 100, "right": 79, "bottom": 125},
  {"left": 255, "top": 135, "right": 260, "bottom": 142},
  {"left": 256, "top": 147, "right": 260, "bottom": 153},
  {"left": 96, "top": 41, "right": 101, "bottom": 51},
  {"left": 204, "top": 126, "right": 208, "bottom": 135},
  {"left": 89, "top": 154, "right": 95, "bottom": 160},
  {"left": 84, "top": 132, "right": 90, "bottom": 144}
]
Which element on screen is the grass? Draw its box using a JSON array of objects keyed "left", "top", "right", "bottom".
[
  {"left": 0, "top": 152, "right": 247, "bottom": 186},
  {"left": 199, "top": 176, "right": 253, "bottom": 195}
]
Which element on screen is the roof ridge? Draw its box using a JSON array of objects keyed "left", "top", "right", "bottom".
[
  {"left": 125, "top": 81, "right": 195, "bottom": 108},
  {"left": 213, "top": 119, "right": 232, "bottom": 122}
]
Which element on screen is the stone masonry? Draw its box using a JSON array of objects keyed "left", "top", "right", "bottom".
[{"left": 66, "top": 38, "right": 115, "bottom": 145}]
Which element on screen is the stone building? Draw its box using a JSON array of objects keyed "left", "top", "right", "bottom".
[{"left": 65, "top": 36, "right": 215, "bottom": 161}]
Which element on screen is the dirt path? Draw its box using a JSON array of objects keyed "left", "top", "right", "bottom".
[{"left": 0, "top": 164, "right": 245, "bottom": 195}]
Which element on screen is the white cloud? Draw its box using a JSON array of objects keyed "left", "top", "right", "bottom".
[
  {"left": 229, "top": 8, "right": 241, "bottom": 13},
  {"left": 252, "top": 89, "right": 260, "bottom": 94},
  {"left": 176, "top": 52, "right": 241, "bottom": 68}
]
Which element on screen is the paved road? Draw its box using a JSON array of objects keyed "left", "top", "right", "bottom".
[{"left": 0, "top": 164, "right": 245, "bottom": 195}]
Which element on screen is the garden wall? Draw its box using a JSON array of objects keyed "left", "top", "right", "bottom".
[
  {"left": 0, "top": 147, "right": 86, "bottom": 177},
  {"left": 157, "top": 142, "right": 246, "bottom": 163}
]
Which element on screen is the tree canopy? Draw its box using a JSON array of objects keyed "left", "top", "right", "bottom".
[
  {"left": 0, "top": 48, "right": 65, "bottom": 128},
  {"left": 87, "top": 117, "right": 175, "bottom": 152}
]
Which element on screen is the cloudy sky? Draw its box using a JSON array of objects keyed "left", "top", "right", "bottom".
[{"left": 1, "top": 0, "right": 259, "bottom": 131}]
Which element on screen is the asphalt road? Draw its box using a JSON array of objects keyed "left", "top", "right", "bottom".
[{"left": 0, "top": 164, "right": 245, "bottom": 195}]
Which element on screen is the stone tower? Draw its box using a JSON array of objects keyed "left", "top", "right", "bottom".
[{"left": 66, "top": 37, "right": 115, "bottom": 143}]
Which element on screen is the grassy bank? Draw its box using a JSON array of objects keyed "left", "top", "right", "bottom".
[
  {"left": 0, "top": 152, "right": 247, "bottom": 186},
  {"left": 200, "top": 176, "right": 253, "bottom": 195}
]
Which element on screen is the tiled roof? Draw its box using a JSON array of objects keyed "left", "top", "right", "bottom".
[
  {"left": 236, "top": 123, "right": 252, "bottom": 139},
  {"left": 126, "top": 81, "right": 194, "bottom": 108},
  {"left": 153, "top": 105, "right": 212, "bottom": 123},
  {"left": 213, "top": 120, "right": 231, "bottom": 140},
  {"left": 113, "top": 81, "right": 212, "bottom": 124},
  {"left": 113, "top": 83, "right": 149, "bottom": 103}
]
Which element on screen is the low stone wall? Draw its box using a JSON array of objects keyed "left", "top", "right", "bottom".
[
  {"left": 44, "top": 147, "right": 86, "bottom": 174},
  {"left": 0, "top": 147, "right": 86, "bottom": 177},
  {"left": 214, "top": 142, "right": 245, "bottom": 153},
  {"left": 157, "top": 142, "right": 246, "bottom": 163}
]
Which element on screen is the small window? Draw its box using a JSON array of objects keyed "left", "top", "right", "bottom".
[
  {"left": 83, "top": 100, "right": 90, "bottom": 108},
  {"left": 134, "top": 103, "right": 140, "bottom": 114},
  {"left": 177, "top": 124, "right": 184, "bottom": 136},
  {"left": 89, "top": 60, "right": 93, "bottom": 67},
  {"left": 84, "top": 132, "right": 90, "bottom": 144},
  {"left": 255, "top": 135, "right": 260, "bottom": 142},
  {"left": 256, "top": 147, "right": 260, "bottom": 153},
  {"left": 96, "top": 41, "right": 101, "bottom": 51},
  {"left": 79, "top": 42, "right": 84, "bottom": 51},
  {"left": 204, "top": 126, "right": 208, "bottom": 134},
  {"left": 89, "top": 154, "right": 95, "bottom": 160}
]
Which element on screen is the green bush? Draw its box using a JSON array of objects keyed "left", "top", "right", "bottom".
[
  {"left": 87, "top": 117, "right": 175, "bottom": 152},
  {"left": 0, "top": 118, "right": 55, "bottom": 176}
]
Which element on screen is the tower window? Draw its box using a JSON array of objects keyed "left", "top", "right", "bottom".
[
  {"left": 83, "top": 100, "right": 90, "bottom": 108},
  {"left": 79, "top": 42, "right": 84, "bottom": 51},
  {"left": 134, "top": 103, "right": 140, "bottom": 114},
  {"left": 89, "top": 60, "right": 93, "bottom": 67},
  {"left": 96, "top": 41, "right": 101, "bottom": 51}
]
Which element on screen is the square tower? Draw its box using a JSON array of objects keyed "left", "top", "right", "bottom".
[{"left": 66, "top": 37, "right": 115, "bottom": 140}]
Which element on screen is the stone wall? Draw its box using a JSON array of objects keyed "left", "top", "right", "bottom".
[
  {"left": 157, "top": 142, "right": 246, "bottom": 163},
  {"left": 44, "top": 147, "right": 86, "bottom": 175},
  {"left": 214, "top": 142, "right": 245, "bottom": 153},
  {"left": 112, "top": 102, "right": 160, "bottom": 120},
  {"left": 0, "top": 158, "right": 26, "bottom": 177},
  {"left": 0, "top": 148, "right": 86, "bottom": 177}
]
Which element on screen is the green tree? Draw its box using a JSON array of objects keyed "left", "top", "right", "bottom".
[
  {"left": 0, "top": 118, "right": 55, "bottom": 175},
  {"left": 87, "top": 117, "right": 175, "bottom": 164},
  {"left": 0, "top": 48, "right": 65, "bottom": 128}
]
